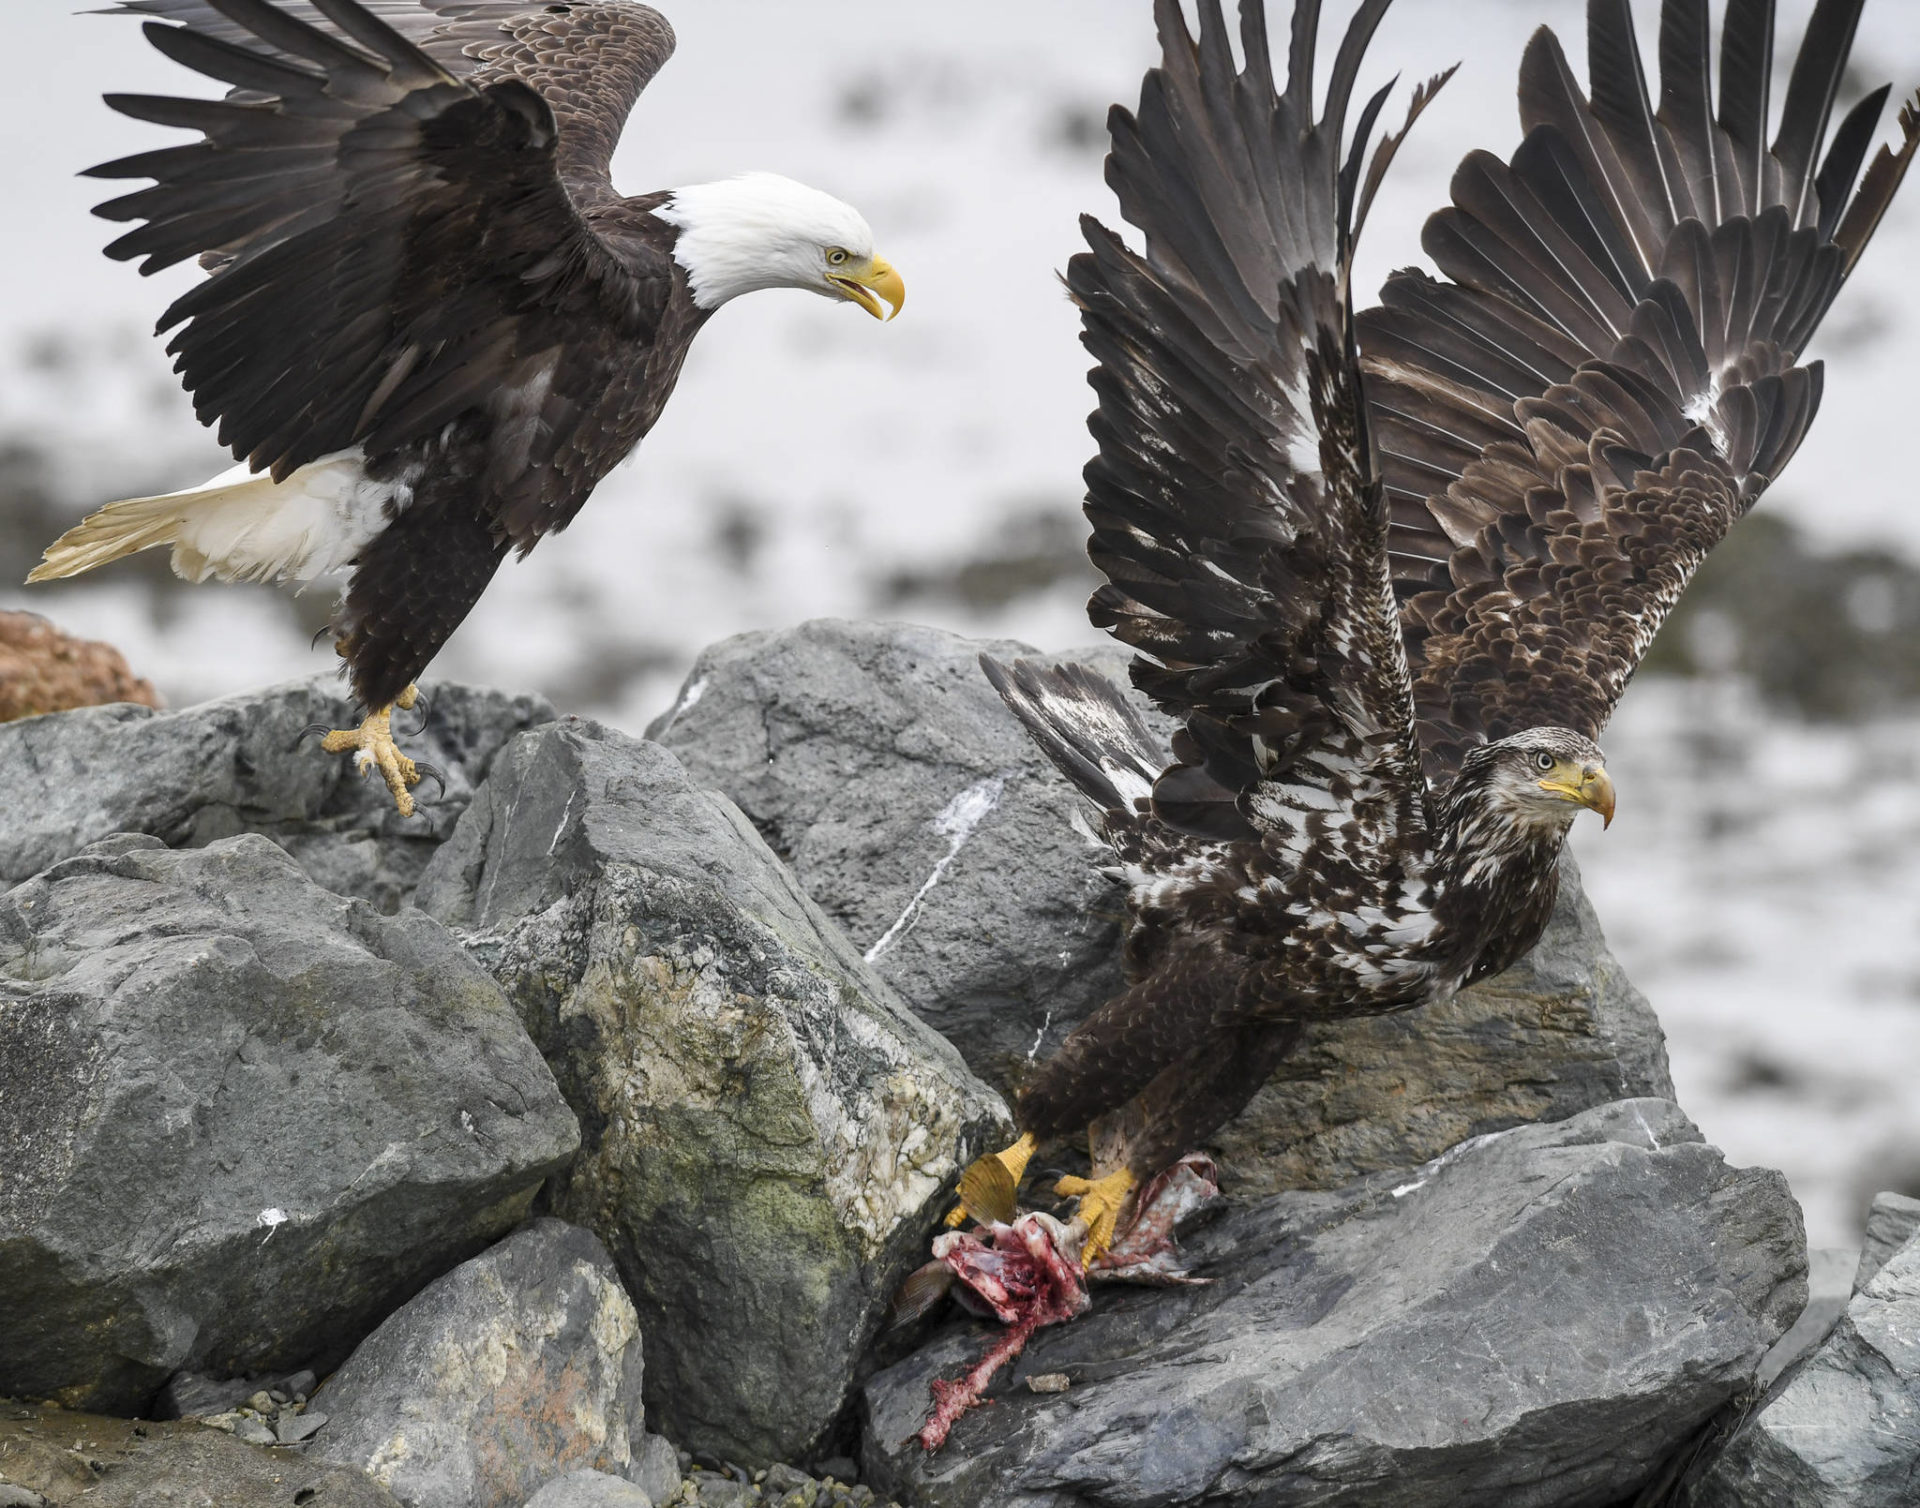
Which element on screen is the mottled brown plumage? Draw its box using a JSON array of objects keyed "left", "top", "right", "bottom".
[{"left": 959, "top": 0, "right": 1916, "bottom": 1251}]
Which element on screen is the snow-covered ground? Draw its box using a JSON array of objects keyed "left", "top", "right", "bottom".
[{"left": 4, "top": 0, "right": 1920, "bottom": 1246}]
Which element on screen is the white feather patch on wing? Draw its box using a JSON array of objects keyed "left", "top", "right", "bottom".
[{"left": 29, "top": 448, "right": 411, "bottom": 587}]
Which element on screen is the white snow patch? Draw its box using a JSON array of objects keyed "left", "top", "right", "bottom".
[{"left": 865, "top": 774, "right": 1006, "bottom": 963}]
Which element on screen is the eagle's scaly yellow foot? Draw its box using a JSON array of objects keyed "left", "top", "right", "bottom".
[
  {"left": 1054, "top": 1167, "right": 1137, "bottom": 1267},
  {"left": 944, "top": 1131, "right": 1038, "bottom": 1228},
  {"left": 308, "top": 685, "right": 439, "bottom": 818}
]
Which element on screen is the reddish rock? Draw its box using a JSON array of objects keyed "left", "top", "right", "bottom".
[{"left": 0, "top": 611, "right": 159, "bottom": 723}]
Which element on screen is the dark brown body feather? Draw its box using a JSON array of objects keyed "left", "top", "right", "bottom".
[
  {"left": 91, "top": 0, "right": 707, "bottom": 707},
  {"left": 996, "top": 0, "right": 1916, "bottom": 1184}
]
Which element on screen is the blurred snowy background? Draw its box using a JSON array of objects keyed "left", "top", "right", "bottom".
[{"left": 5, "top": 0, "right": 1920, "bottom": 1249}]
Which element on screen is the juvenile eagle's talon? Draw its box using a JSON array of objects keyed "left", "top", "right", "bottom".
[
  {"left": 290, "top": 721, "right": 335, "bottom": 752},
  {"left": 411, "top": 761, "right": 447, "bottom": 804},
  {"left": 1054, "top": 1168, "right": 1137, "bottom": 1267},
  {"left": 944, "top": 1131, "right": 1038, "bottom": 1229},
  {"left": 401, "top": 692, "right": 431, "bottom": 736}
]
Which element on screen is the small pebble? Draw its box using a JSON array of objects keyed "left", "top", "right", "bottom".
[
  {"left": 246, "top": 1390, "right": 275, "bottom": 1415},
  {"left": 276, "top": 1409, "right": 328, "bottom": 1444},
  {"left": 232, "top": 1416, "right": 277, "bottom": 1446},
  {"left": 1026, "top": 1372, "right": 1071, "bottom": 1393}
]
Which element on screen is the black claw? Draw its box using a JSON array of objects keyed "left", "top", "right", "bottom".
[
  {"left": 410, "top": 762, "right": 447, "bottom": 804},
  {"left": 290, "top": 722, "right": 336, "bottom": 753},
  {"left": 403, "top": 692, "right": 431, "bottom": 737},
  {"left": 309, "top": 624, "right": 336, "bottom": 651}
]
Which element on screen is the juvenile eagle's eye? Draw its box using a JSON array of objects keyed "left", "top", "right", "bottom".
[
  {"left": 826, "top": 247, "right": 850, "bottom": 266},
  {"left": 1534, "top": 752, "right": 1555, "bottom": 771}
]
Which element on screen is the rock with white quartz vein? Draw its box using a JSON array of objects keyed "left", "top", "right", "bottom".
[
  {"left": 414, "top": 718, "right": 1009, "bottom": 1465},
  {"left": 651, "top": 619, "right": 1674, "bottom": 1192},
  {"left": 648, "top": 618, "right": 1166, "bottom": 1097}
]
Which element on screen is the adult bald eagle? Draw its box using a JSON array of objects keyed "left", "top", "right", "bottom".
[
  {"left": 29, "top": 0, "right": 904, "bottom": 813},
  {"left": 949, "top": 0, "right": 1918, "bottom": 1263}
]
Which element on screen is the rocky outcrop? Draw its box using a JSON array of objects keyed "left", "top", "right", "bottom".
[
  {"left": 0, "top": 1400, "right": 400, "bottom": 1507},
  {"left": 312, "top": 1220, "right": 653, "bottom": 1508},
  {"left": 649, "top": 619, "right": 1145, "bottom": 1096},
  {"left": 863, "top": 1100, "right": 1803, "bottom": 1508},
  {"left": 0, "top": 609, "right": 158, "bottom": 723},
  {"left": 1695, "top": 1211, "right": 1920, "bottom": 1507},
  {"left": 653, "top": 620, "right": 1673, "bottom": 1191},
  {"left": 414, "top": 718, "right": 1008, "bottom": 1466},
  {"left": 0, "top": 675, "right": 552, "bottom": 910},
  {"left": 0, "top": 834, "right": 578, "bottom": 1414}
]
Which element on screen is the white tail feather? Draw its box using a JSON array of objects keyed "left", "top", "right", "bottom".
[{"left": 27, "top": 449, "right": 402, "bottom": 587}]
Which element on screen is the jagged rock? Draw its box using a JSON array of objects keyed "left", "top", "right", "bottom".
[
  {"left": 626, "top": 1435, "right": 681, "bottom": 1506},
  {"left": 1855, "top": 1191, "right": 1920, "bottom": 1292},
  {"left": 862, "top": 1099, "right": 1803, "bottom": 1508},
  {"left": 652, "top": 619, "right": 1673, "bottom": 1190},
  {"left": 0, "top": 609, "right": 159, "bottom": 724},
  {"left": 1697, "top": 1225, "right": 1920, "bottom": 1508},
  {"left": 0, "top": 1401, "right": 399, "bottom": 1507},
  {"left": 648, "top": 618, "right": 1146, "bottom": 1095},
  {"left": 414, "top": 719, "right": 1008, "bottom": 1466},
  {"left": 0, "top": 834, "right": 578, "bottom": 1414},
  {"left": 523, "top": 1471, "right": 655, "bottom": 1508},
  {"left": 0, "top": 674, "right": 552, "bottom": 910},
  {"left": 313, "top": 1220, "right": 650, "bottom": 1508}
]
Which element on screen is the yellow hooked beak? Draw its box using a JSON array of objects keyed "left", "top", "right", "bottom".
[
  {"left": 829, "top": 254, "right": 905, "bottom": 320},
  {"left": 1539, "top": 762, "right": 1616, "bottom": 828}
]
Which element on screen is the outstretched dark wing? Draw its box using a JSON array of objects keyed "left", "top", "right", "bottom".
[
  {"left": 88, "top": 0, "right": 679, "bottom": 545},
  {"left": 1363, "top": 0, "right": 1919, "bottom": 780},
  {"left": 1073, "top": 0, "right": 1449, "bottom": 862}
]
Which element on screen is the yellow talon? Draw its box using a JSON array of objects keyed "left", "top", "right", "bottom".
[
  {"left": 944, "top": 1131, "right": 1037, "bottom": 1228},
  {"left": 1054, "top": 1167, "right": 1137, "bottom": 1267},
  {"left": 315, "top": 684, "right": 426, "bottom": 817}
]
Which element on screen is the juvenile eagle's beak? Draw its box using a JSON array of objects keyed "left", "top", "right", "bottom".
[
  {"left": 830, "top": 255, "right": 905, "bottom": 320},
  {"left": 1540, "top": 762, "right": 1616, "bottom": 828}
]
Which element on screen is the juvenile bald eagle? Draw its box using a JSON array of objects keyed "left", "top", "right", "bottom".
[
  {"left": 950, "top": 0, "right": 1918, "bottom": 1262},
  {"left": 29, "top": 0, "right": 904, "bottom": 813}
]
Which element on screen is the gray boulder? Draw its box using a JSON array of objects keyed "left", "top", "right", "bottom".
[
  {"left": 648, "top": 618, "right": 1144, "bottom": 1095},
  {"left": 0, "top": 833, "right": 578, "bottom": 1414},
  {"left": 1855, "top": 1190, "right": 1920, "bottom": 1292},
  {"left": 862, "top": 1099, "right": 1803, "bottom": 1508},
  {"left": 0, "top": 675, "right": 552, "bottom": 910},
  {"left": 313, "top": 1220, "right": 650, "bottom": 1508},
  {"left": 1696, "top": 1224, "right": 1920, "bottom": 1507},
  {"left": 414, "top": 719, "right": 1008, "bottom": 1466},
  {"left": 652, "top": 619, "right": 1672, "bottom": 1190},
  {"left": 523, "top": 1472, "right": 655, "bottom": 1508}
]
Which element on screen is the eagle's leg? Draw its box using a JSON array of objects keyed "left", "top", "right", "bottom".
[
  {"left": 944, "top": 1131, "right": 1038, "bottom": 1228},
  {"left": 316, "top": 685, "right": 429, "bottom": 817},
  {"left": 1052, "top": 1166, "right": 1138, "bottom": 1267}
]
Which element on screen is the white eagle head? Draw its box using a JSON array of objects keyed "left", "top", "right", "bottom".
[{"left": 657, "top": 172, "right": 905, "bottom": 320}]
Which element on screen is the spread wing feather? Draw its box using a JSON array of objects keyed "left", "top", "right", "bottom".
[
  {"left": 1074, "top": 0, "right": 1448, "bottom": 864},
  {"left": 1361, "top": 0, "right": 1919, "bottom": 779},
  {"left": 87, "top": 0, "right": 679, "bottom": 548}
]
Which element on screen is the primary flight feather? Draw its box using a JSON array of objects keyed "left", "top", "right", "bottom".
[{"left": 31, "top": 0, "right": 905, "bottom": 811}]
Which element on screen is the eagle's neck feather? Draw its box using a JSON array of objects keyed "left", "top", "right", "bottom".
[{"left": 1425, "top": 761, "right": 1574, "bottom": 984}]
